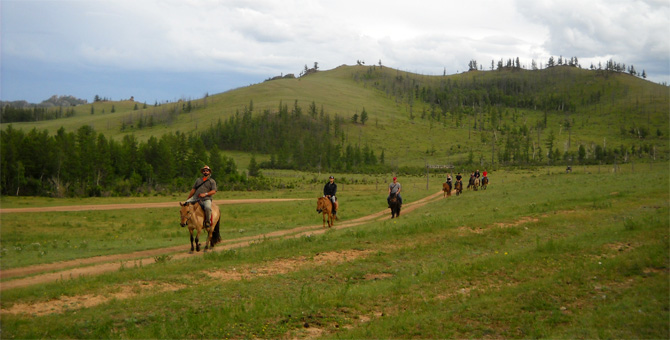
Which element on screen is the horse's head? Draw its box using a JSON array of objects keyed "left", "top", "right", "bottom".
[
  {"left": 389, "top": 192, "right": 398, "bottom": 202},
  {"left": 179, "top": 202, "right": 194, "bottom": 227},
  {"left": 316, "top": 197, "right": 326, "bottom": 213}
]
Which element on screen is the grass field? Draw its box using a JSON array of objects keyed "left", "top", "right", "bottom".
[{"left": 1, "top": 163, "right": 668, "bottom": 338}]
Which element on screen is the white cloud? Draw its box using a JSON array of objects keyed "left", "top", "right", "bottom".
[{"left": 2, "top": 0, "right": 668, "bottom": 102}]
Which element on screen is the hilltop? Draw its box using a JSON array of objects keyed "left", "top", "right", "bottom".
[
  {"left": 2, "top": 64, "right": 668, "bottom": 168},
  {"left": 2, "top": 63, "right": 669, "bottom": 196}
]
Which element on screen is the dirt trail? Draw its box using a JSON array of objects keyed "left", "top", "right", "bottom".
[
  {"left": 0, "top": 198, "right": 307, "bottom": 214},
  {"left": 0, "top": 191, "right": 447, "bottom": 291}
]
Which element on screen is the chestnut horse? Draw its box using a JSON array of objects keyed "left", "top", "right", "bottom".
[
  {"left": 443, "top": 182, "right": 452, "bottom": 197},
  {"left": 179, "top": 201, "right": 222, "bottom": 253},
  {"left": 316, "top": 197, "right": 335, "bottom": 228}
]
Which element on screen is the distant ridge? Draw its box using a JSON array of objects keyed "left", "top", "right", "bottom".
[{"left": 1, "top": 95, "right": 87, "bottom": 108}]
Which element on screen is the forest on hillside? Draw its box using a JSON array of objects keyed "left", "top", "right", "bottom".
[
  {"left": 1, "top": 61, "right": 666, "bottom": 197},
  {"left": 0, "top": 100, "right": 384, "bottom": 197}
]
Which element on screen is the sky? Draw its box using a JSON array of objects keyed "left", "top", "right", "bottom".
[{"left": 2, "top": 0, "right": 669, "bottom": 104}]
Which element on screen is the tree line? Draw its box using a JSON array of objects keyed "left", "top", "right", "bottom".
[{"left": 0, "top": 100, "right": 386, "bottom": 197}]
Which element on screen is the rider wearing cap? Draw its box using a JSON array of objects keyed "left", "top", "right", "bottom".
[
  {"left": 185, "top": 165, "right": 217, "bottom": 228},
  {"left": 387, "top": 176, "right": 402, "bottom": 207},
  {"left": 323, "top": 175, "right": 339, "bottom": 216}
]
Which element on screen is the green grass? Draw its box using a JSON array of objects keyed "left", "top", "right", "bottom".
[{"left": 1, "top": 164, "right": 667, "bottom": 338}]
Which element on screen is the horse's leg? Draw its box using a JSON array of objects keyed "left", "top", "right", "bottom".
[
  {"left": 195, "top": 228, "right": 201, "bottom": 252},
  {"left": 205, "top": 227, "right": 213, "bottom": 250},
  {"left": 189, "top": 229, "right": 195, "bottom": 253}
]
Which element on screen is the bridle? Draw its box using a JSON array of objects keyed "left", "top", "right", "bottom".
[{"left": 180, "top": 203, "right": 196, "bottom": 227}]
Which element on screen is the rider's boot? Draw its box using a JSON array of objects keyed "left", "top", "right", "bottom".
[{"left": 204, "top": 210, "right": 211, "bottom": 229}]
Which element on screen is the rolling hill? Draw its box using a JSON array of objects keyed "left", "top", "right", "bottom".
[{"left": 2, "top": 64, "right": 668, "bottom": 169}]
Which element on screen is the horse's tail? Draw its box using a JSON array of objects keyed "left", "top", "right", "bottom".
[{"left": 211, "top": 219, "right": 222, "bottom": 245}]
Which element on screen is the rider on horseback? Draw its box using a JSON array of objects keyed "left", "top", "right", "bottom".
[
  {"left": 387, "top": 177, "right": 402, "bottom": 207},
  {"left": 474, "top": 169, "right": 481, "bottom": 179},
  {"left": 455, "top": 172, "right": 462, "bottom": 185},
  {"left": 446, "top": 174, "right": 453, "bottom": 187},
  {"left": 185, "top": 165, "right": 217, "bottom": 228},
  {"left": 323, "top": 175, "right": 339, "bottom": 216}
]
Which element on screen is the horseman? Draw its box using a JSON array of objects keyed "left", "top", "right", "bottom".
[
  {"left": 482, "top": 169, "right": 488, "bottom": 179},
  {"left": 387, "top": 176, "right": 402, "bottom": 207},
  {"left": 323, "top": 175, "right": 339, "bottom": 217},
  {"left": 455, "top": 172, "right": 462, "bottom": 185},
  {"left": 474, "top": 169, "right": 481, "bottom": 179},
  {"left": 446, "top": 174, "right": 453, "bottom": 188},
  {"left": 185, "top": 165, "right": 217, "bottom": 228}
]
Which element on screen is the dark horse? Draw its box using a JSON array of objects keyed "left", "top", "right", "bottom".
[
  {"left": 481, "top": 176, "right": 489, "bottom": 190},
  {"left": 389, "top": 192, "right": 402, "bottom": 218},
  {"left": 179, "top": 201, "right": 222, "bottom": 253},
  {"left": 455, "top": 181, "right": 463, "bottom": 196}
]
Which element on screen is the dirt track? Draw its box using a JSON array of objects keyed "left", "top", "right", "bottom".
[
  {"left": 0, "top": 198, "right": 307, "bottom": 213},
  {"left": 0, "top": 192, "right": 446, "bottom": 291}
]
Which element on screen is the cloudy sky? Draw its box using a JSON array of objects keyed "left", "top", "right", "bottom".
[{"left": 2, "top": 0, "right": 668, "bottom": 104}]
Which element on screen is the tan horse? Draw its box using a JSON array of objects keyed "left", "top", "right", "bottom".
[
  {"left": 443, "top": 182, "right": 452, "bottom": 197},
  {"left": 316, "top": 197, "right": 335, "bottom": 228},
  {"left": 179, "top": 201, "right": 222, "bottom": 253},
  {"left": 473, "top": 177, "right": 480, "bottom": 191}
]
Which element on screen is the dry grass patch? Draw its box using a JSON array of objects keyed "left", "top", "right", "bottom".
[
  {"left": 1, "top": 281, "right": 185, "bottom": 316},
  {"left": 206, "top": 249, "right": 375, "bottom": 281}
]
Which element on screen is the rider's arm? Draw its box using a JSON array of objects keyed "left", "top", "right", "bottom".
[
  {"left": 187, "top": 188, "right": 196, "bottom": 199},
  {"left": 199, "top": 189, "right": 216, "bottom": 198}
]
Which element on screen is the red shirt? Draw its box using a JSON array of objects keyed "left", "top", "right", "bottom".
[{"left": 483, "top": 171, "right": 487, "bottom": 177}]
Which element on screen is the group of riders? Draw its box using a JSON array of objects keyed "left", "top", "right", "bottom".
[
  {"left": 184, "top": 164, "right": 485, "bottom": 230},
  {"left": 445, "top": 169, "right": 488, "bottom": 192}
]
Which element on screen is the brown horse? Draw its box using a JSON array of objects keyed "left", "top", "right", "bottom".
[
  {"left": 481, "top": 176, "right": 489, "bottom": 190},
  {"left": 316, "top": 197, "right": 335, "bottom": 228},
  {"left": 179, "top": 201, "right": 222, "bottom": 253},
  {"left": 455, "top": 181, "right": 463, "bottom": 196},
  {"left": 442, "top": 182, "right": 452, "bottom": 197}
]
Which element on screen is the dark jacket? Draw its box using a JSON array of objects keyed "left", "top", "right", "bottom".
[{"left": 324, "top": 182, "right": 337, "bottom": 197}]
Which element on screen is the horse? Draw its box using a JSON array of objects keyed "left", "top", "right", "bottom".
[
  {"left": 389, "top": 192, "right": 401, "bottom": 218},
  {"left": 481, "top": 176, "right": 489, "bottom": 190},
  {"left": 316, "top": 197, "right": 335, "bottom": 228},
  {"left": 473, "top": 177, "right": 480, "bottom": 191},
  {"left": 455, "top": 181, "right": 463, "bottom": 196},
  {"left": 442, "top": 182, "right": 452, "bottom": 197},
  {"left": 179, "top": 201, "right": 222, "bottom": 253},
  {"left": 467, "top": 176, "right": 475, "bottom": 190}
]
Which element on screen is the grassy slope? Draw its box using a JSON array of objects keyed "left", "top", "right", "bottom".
[{"left": 2, "top": 65, "right": 668, "bottom": 168}]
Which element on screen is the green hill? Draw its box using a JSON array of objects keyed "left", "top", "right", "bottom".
[
  {"left": 1, "top": 64, "right": 668, "bottom": 196},
  {"left": 3, "top": 64, "right": 668, "bottom": 168}
]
